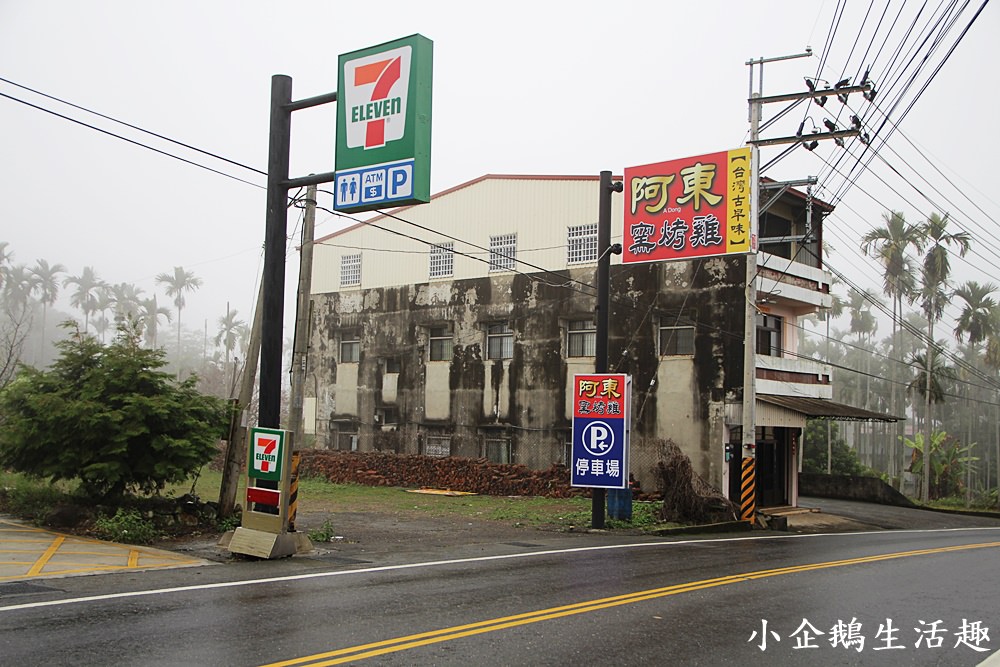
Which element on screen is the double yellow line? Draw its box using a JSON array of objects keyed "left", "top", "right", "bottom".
[{"left": 264, "top": 540, "right": 1000, "bottom": 666}]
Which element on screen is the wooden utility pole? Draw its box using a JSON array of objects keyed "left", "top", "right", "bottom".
[
  {"left": 288, "top": 184, "right": 317, "bottom": 445},
  {"left": 218, "top": 280, "right": 264, "bottom": 518}
]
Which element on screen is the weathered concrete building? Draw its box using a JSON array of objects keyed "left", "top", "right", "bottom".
[{"left": 303, "top": 174, "right": 882, "bottom": 506}]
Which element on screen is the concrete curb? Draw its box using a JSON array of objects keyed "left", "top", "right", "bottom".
[{"left": 643, "top": 521, "right": 752, "bottom": 537}]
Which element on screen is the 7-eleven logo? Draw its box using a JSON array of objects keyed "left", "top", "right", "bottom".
[
  {"left": 344, "top": 45, "right": 411, "bottom": 150},
  {"left": 253, "top": 437, "right": 279, "bottom": 474}
]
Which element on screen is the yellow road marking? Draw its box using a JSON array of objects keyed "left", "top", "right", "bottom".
[
  {"left": 26, "top": 536, "right": 64, "bottom": 576},
  {"left": 262, "top": 540, "right": 1000, "bottom": 667},
  {"left": 0, "top": 559, "right": 204, "bottom": 582},
  {"left": 128, "top": 550, "right": 140, "bottom": 567}
]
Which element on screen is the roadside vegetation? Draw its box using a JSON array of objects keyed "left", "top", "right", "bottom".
[{"left": 1, "top": 466, "right": 665, "bottom": 540}]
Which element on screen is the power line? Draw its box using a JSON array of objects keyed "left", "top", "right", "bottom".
[
  {"left": 0, "top": 76, "right": 267, "bottom": 177},
  {"left": 0, "top": 90, "right": 266, "bottom": 191}
]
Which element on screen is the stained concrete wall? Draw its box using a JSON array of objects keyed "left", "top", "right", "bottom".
[{"left": 307, "top": 255, "right": 746, "bottom": 489}]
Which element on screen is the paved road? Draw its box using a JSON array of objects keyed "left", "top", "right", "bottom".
[
  {"left": 799, "top": 496, "right": 1000, "bottom": 530},
  {"left": 1, "top": 514, "right": 998, "bottom": 665}
]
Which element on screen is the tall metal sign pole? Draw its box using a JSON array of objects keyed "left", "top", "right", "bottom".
[
  {"left": 592, "top": 170, "right": 623, "bottom": 529},
  {"left": 232, "top": 36, "right": 433, "bottom": 559},
  {"left": 260, "top": 78, "right": 338, "bottom": 430}
]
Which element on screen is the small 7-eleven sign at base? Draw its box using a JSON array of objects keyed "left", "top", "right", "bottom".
[{"left": 249, "top": 427, "right": 285, "bottom": 482}]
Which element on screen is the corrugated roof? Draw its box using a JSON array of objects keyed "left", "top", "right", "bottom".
[{"left": 758, "top": 395, "right": 900, "bottom": 422}]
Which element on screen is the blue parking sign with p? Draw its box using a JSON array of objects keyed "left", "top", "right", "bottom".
[{"left": 571, "top": 374, "right": 630, "bottom": 489}]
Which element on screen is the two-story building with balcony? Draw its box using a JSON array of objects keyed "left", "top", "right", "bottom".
[{"left": 303, "top": 174, "right": 890, "bottom": 508}]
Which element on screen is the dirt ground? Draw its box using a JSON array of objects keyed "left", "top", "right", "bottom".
[{"left": 157, "top": 502, "right": 877, "bottom": 563}]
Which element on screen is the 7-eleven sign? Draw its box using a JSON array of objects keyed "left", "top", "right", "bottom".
[
  {"left": 335, "top": 34, "right": 433, "bottom": 214},
  {"left": 249, "top": 427, "right": 285, "bottom": 482}
]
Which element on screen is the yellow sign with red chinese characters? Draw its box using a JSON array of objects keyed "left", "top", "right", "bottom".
[{"left": 623, "top": 147, "right": 755, "bottom": 264}]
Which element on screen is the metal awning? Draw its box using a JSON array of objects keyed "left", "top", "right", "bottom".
[{"left": 757, "top": 395, "right": 900, "bottom": 422}]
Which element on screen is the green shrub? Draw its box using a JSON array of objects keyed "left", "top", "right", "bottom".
[
  {"left": 0, "top": 477, "right": 67, "bottom": 523},
  {"left": 0, "top": 322, "right": 230, "bottom": 499},
  {"left": 94, "top": 508, "right": 158, "bottom": 544}
]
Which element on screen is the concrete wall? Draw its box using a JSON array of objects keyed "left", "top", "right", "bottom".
[{"left": 799, "top": 473, "right": 916, "bottom": 507}]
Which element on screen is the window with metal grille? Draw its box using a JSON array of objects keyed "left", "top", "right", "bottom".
[
  {"left": 567, "top": 223, "right": 598, "bottom": 264},
  {"left": 340, "top": 330, "right": 360, "bottom": 362},
  {"left": 756, "top": 314, "right": 782, "bottom": 356},
  {"left": 489, "top": 233, "right": 516, "bottom": 272},
  {"left": 429, "top": 242, "right": 454, "bottom": 278},
  {"left": 341, "top": 253, "right": 361, "bottom": 287},
  {"left": 483, "top": 436, "right": 512, "bottom": 464},
  {"left": 429, "top": 324, "right": 454, "bottom": 361},
  {"left": 567, "top": 319, "right": 596, "bottom": 357},
  {"left": 486, "top": 322, "right": 513, "bottom": 360},
  {"left": 424, "top": 435, "right": 451, "bottom": 458},
  {"left": 658, "top": 324, "right": 695, "bottom": 356}
]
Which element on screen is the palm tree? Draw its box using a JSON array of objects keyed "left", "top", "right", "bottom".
[
  {"left": 92, "top": 313, "right": 111, "bottom": 343},
  {"left": 953, "top": 281, "right": 997, "bottom": 348},
  {"left": 92, "top": 288, "right": 115, "bottom": 343},
  {"left": 215, "top": 307, "right": 246, "bottom": 369},
  {"left": 820, "top": 284, "right": 846, "bottom": 474},
  {"left": 138, "top": 295, "right": 172, "bottom": 348},
  {"left": 861, "top": 211, "right": 924, "bottom": 482},
  {"left": 156, "top": 266, "right": 203, "bottom": 365},
  {"left": 63, "top": 267, "right": 104, "bottom": 332},
  {"left": 848, "top": 288, "right": 881, "bottom": 467},
  {"left": 0, "top": 242, "right": 12, "bottom": 291},
  {"left": 1, "top": 264, "right": 38, "bottom": 309},
  {"left": 108, "top": 282, "right": 144, "bottom": 327},
  {"left": 953, "top": 281, "right": 997, "bottom": 505},
  {"left": 29, "top": 259, "right": 66, "bottom": 360},
  {"left": 216, "top": 307, "right": 247, "bottom": 396},
  {"left": 918, "top": 212, "right": 971, "bottom": 502}
]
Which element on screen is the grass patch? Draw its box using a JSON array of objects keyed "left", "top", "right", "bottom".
[
  {"left": 0, "top": 471, "right": 75, "bottom": 523},
  {"left": 93, "top": 508, "right": 159, "bottom": 544},
  {"left": 5, "top": 466, "right": 664, "bottom": 533}
]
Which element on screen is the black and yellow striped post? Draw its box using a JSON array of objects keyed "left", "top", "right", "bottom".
[
  {"left": 288, "top": 452, "right": 301, "bottom": 532},
  {"left": 740, "top": 456, "right": 756, "bottom": 525}
]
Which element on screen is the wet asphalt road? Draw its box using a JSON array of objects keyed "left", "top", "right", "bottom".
[
  {"left": 799, "top": 495, "right": 1000, "bottom": 530},
  {"left": 2, "top": 501, "right": 999, "bottom": 666}
]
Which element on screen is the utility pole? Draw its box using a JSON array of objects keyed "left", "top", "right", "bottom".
[
  {"left": 288, "top": 184, "right": 317, "bottom": 445},
  {"left": 744, "top": 49, "right": 866, "bottom": 520},
  {"left": 218, "top": 279, "right": 265, "bottom": 518}
]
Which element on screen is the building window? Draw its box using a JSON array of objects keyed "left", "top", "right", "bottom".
[
  {"left": 384, "top": 357, "right": 401, "bottom": 374},
  {"left": 486, "top": 322, "right": 514, "bottom": 360},
  {"left": 340, "top": 330, "right": 360, "bottom": 363},
  {"left": 337, "top": 432, "right": 359, "bottom": 451},
  {"left": 489, "top": 233, "right": 516, "bottom": 272},
  {"left": 756, "top": 314, "right": 783, "bottom": 356},
  {"left": 429, "top": 243, "right": 454, "bottom": 278},
  {"left": 376, "top": 407, "right": 399, "bottom": 427},
  {"left": 659, "top": 324, "right": 695, "bottom": 356},
  {"left": 341, "top": 253, "right": 361, "bottom": 287},
  {"left": 429, "top": 325, "right": 454, "bottom": 361},
  {"left": 567, "top": 223, "right": 598, "bottom": 264},
  {"left": 424, "top": 435, "right": 451, "bottom": 458},
  {"left": 483, "top": 436, "right": 513, "bottom": 464},
  {"left": 566, "top": 319, "right": 596, "bottom": 357}
]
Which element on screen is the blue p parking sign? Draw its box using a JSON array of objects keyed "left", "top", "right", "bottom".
[{"left": 571, "top": 374, "right": 631, "bottom": 490}]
